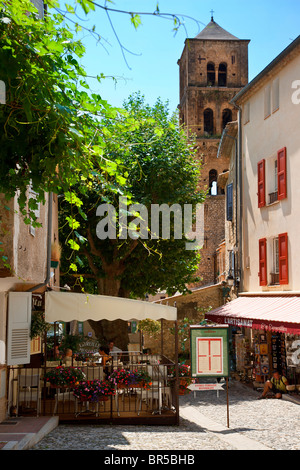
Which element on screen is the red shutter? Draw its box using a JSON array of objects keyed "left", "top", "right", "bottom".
[
  {"left": 277, "top": 147, "right": 287, "bottom": 200},
  {"left": 278, "top": 232, "right": 288, "bottom": 285},
  {"left": 259, "top": 238, "right": 267, "bottom": 286},
  {"left": 257, "top": 159, "right": 266, "bottom": 207}
]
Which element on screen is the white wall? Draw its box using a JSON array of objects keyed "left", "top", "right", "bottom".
[{"left": 242, "top": 52, "right": 300, "bottom": 292}]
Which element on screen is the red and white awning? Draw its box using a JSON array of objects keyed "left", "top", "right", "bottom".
[{"left": 205, "top": 295, "right": 300, "bottom": 335}]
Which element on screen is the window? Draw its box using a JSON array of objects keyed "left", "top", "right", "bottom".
[
  {"left": 268, "top": 157, "right": 278, "bottom": 204},
  {"left": 264, "top": 84, "right": 271, "bottom": 119},
  {"left": 226, "top": 183, "right": 233, "bottom": 221},
  {"left": 272, "top": 77, "right": 280, "bottom": 112},
  {"left": 209, "top": 169, "right": 218, "bottom": 195},
  {"left": 204, "top": 108, "right": 214, "bottom": 135},
  {"left": 207, "top": 62, "right": 215, "bottom": 86},
  {"left": 270, "top": 237, "right": 279, "bottom": 285},
  {"left": 257, "top": 159, "right": 266, "bottom": 208},
  {"left": 218, "top": 63, "right": 227, "bottom": 87},
  {"left": 277, "top": 147, "right": 287, "bottom": 200},
  {"left": 7, "top": 292, "right": 32, "bottom": 366},
  {"left": 222, "top": 108, "right": 232, "bottom": 129},
  {"left": 228, "top": 249, "right": 235, "bottom": 278},
  {"left": 258, "top": 238, "right": 267, "bottom": 286},
  {"left": 278, "top": 232, "right": 288, "bottom": 284},
  {"left": 264, "top": 148, "right": 287, "bottom": 205},
  {"left": 274, "top": 159, "right": 278, "bottom": 194}
]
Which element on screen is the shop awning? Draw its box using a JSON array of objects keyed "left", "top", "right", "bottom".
[
  {"left": 205, "top": 295, "right": 300, "bottom": 335},
  {"left": 45, "top": 291, "right": 177, "bottom": 323}
]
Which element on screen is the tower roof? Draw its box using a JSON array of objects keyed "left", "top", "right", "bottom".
[{"left": 195, "top": 18, "right": 239, "bottom": 41}]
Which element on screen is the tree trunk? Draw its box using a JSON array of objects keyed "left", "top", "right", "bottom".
[
  {"left": 82, "top": 234, "right": 139, "bottom": 353},
  {"left": 88, "top": 319, "right": 129, "bottom": 352},
  {"left": 88, "top": 270, "right": 129, "bottom": 352}
]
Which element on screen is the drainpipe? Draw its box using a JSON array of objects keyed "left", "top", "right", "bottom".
[
  {"left": 232, "top": 103, "right": 243, "bottom": 293},
  {"left": 27, "top": 192, "right": 53, "bottom": 292}
]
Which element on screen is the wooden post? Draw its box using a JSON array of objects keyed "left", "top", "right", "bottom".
[
  {"left": 161, "top": 319, "right": 164, "bottom": 356},
  {"left": 226, "top": 377, "right": 230, "bottom": 428},
  {"left": 42, "top": 329, "right": 48, "bottom": 416},
  {"left": 174, "top": 319, "right": 179, "bottom": 425}
]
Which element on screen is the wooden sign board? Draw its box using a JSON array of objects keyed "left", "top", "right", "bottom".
[{"left": 190, "top": 325, "right": 229, "bottom": 378}]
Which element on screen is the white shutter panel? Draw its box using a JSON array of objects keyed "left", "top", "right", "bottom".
[{"left": 7, "top": 292, "right": 32, "bottom": 366}]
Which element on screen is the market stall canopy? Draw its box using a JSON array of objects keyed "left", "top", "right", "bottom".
[
  {"left": 45, "top": 291, "right": 177, "bottom": 323},
  {"left": 205, "top": 295, "right": 300, "bottom": 335}
]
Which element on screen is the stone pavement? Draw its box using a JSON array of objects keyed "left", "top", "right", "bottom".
[
  {"left": 27, "top": 380, "right": 299, "bottom": 451},
  {"left": 0, "top": 416, "right": 58, "bottom": 450}
]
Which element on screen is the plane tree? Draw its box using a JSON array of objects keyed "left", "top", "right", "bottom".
[{"left": 59, "top": 93, "right": 205, "bottom": 347}]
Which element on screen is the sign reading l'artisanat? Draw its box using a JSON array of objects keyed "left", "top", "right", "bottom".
[{"left": 190, "top": 325, "right": 229, "bottom": 378}]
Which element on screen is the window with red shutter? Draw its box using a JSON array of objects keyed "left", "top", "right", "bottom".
[
  {"left": 277, "top": 147, "right": 287, "bottom": 200},
  {"left": 278, "top": 232, "right": 288, "bottom": 284},
  {"left": 259, "top": 238, "right": 267, "bottom": 286},
  {"left": 257, "top": 159, "right": 266, "bottom": 207}
]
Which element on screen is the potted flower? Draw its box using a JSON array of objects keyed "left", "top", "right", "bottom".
[
  {"left": 44, "top": 366, "right": 85, "bottom": 388},
  {"left": 108, "top": 369, "right": 136, "bottom": 388},
  {"left": 168, "top": 364, "right": 192, "bottom": 395},
  {"left": 73, "top": 379, "right": 115, "bottom": 402},
  {"left": 132, "top": 369, "right": 152, "bottom": 389},
  {"left": 108, "top": 368, "right": 152, "bottom": 390}
]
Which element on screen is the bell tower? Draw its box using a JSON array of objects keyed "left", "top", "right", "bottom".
[{"left": 178, "top": 16, "right": 250, "bottom": 286}]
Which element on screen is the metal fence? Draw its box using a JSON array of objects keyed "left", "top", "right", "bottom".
[{"left": 8, "top": 354, "right": 179, "bottom": 424}]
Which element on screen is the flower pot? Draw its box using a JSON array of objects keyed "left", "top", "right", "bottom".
[
  {"left": 117, "top": 384, "right": 128, "bottom": 389},
  {"left": 130, "top": 383, "right": 144, "bottom": 388},
  {"left": 50, "top": 384, "right": 71, "bottom": 390}
]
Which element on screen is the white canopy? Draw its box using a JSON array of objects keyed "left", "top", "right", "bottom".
[{"left": 45, "top": 291, "right": 177, "bottom": 323}]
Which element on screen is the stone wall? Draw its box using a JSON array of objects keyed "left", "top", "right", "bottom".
[
  {"left": 177, "top": 35, "right": 249, "bottom": 292},
  {"left": 143, "top": 284, "right": 224, "bottom": 361},
  {"left": 191, "top": 195, "right": 226, "bottom": 288}
]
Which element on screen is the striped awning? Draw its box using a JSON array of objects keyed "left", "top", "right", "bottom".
[{"left": 205, "top": 295, "right": 300, "bottom": 335}]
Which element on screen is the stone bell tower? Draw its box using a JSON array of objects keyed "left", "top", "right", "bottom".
[{"left": 178, "top": 15, "right": 250, "bottom": 287}]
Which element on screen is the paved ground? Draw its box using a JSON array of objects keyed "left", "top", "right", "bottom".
[{"left": 29, "top": 380, "right": 300, "bottom": 452}]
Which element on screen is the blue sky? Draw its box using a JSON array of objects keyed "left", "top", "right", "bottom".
[{"left": 64, "top": 0, "right": 300, "bottom": 113}]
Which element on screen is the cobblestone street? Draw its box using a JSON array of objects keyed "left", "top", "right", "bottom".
[{"left": 31, "top": 381, "right": 300, "bottom": 451}]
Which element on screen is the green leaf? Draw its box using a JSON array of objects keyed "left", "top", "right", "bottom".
[
  {"left": 130, "top": 13, "right": 142, "bottom": 30},
  {"left": 68, "top": 239, "right": 80, "bottom": 251}
]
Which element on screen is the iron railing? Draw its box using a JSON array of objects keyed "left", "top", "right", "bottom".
[{"left": 8, "top": 354, "right": 179, "bottom": 424}]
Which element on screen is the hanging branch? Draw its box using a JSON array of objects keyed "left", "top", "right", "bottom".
[{"left": 48, "top": 0, "right": 205, "bottom": 69}]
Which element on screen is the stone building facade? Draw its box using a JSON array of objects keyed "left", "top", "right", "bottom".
[
  {"left": 147, "top": 284, "right": 225, "bottom": 361},
  {"left": 178, "top": 16, "right": 250, "bottom": 287},
  {"left": 0, "top": 0, "right": 58, "bottom": 423}
]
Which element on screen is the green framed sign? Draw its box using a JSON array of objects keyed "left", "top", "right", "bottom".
[{"left": 190, "top": 325, "right": 229, "bottom": 378}]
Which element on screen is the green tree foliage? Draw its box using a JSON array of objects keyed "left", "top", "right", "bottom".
[
  {"left": 60, "top": 93, "right": 206, "bottom": 298},
  {"left": 0, "top": 0, "right": 125, "bottom": 225}
]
